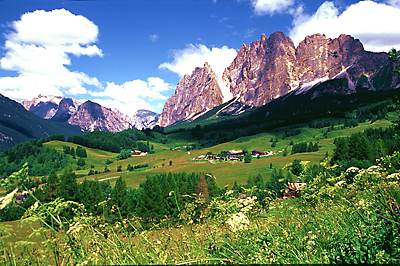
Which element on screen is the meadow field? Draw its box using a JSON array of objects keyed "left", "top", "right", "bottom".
[{"left": 45, "top": 118, "right": 392, "bottom": 187}]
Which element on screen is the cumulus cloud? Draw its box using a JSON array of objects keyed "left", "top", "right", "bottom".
[
  {"left": 159, "top": 44, "right": 237, "bottom": 101},
  {"left": 90, "top": 77, "right": 172, "bottom": 114},
  {"left": 0, "top": 9, "right": 102, "bottom": 100},
  {"left": 289, "top": 1, "right": 400, "bottom": 52},
  {"left": 387, "top": 0, "right": 400, "bottom": 7},
  {"left": 251, "top": 0, "right": 295, "bottom": 15}
]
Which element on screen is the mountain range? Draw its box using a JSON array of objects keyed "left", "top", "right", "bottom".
[
  {"left": 1, "top": 31, "right": 399, "bottom": 151},
  {"left": 159, "top": 32, "right": 399, "bottom": 127},
  {"left": 0, "top": 94, "right": 81, "bottom": 151},
  {"left": 22, "top": 95, "right": 160, "bottom": 132}
]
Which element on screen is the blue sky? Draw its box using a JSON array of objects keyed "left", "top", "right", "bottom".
[{"left": 0, "top": 0, "right": 399, "bottom": 115}]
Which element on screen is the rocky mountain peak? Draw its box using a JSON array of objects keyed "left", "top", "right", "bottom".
[
  {"left": 223, "top": 31, "right": 390, "bottom": 107},
  {"left": 158, "top": 62, "right": 223, "bottom": 127},
  {"left": 22, "top": 95, "right": 147, "bottom": 132},
  {"left": 132, "top": 109, "right": 160, "bottom": 130},
  {"left": 223, "top": 31, "right": 296, "bottom": 106},
  {"left": 68, "top": 100, "right": 133, "bottom": 132},
  {"left": 51, "top": 98, "right": 78, "bottom": 122}
]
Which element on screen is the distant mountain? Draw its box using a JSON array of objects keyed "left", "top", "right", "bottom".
[
  {"left": 158, "top": 62, "right": 224, "bottom": 127},
  {"left": 51, "top": 98, "right": 80, "bottom": 122},
  {"left": 0, "top": 94, "right": 81, "bottom": 151},
  {"left": 23, "top": 95, "right": 159, "bottom": 132},
  {"left": 132, "top": 109, "right": 160, "bottom": 130},
  {"left": 68, "top": 100, "right": 133, "bottom": 132},
  {"left": 22, "top": 95, "right": 63, "bottom": 119},
  {"left": 160, "top": 32, "right": 398, "bottom": 127}
]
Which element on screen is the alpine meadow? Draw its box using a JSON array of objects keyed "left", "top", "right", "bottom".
[{"left": 0, "top": 0, "right": 400, "bottom": 264}]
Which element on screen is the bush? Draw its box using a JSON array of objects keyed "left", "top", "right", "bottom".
[
  {"left": 77, "top": 158, "right": 85, "bottom": 167},
  {"left": 244, "top": 154, "right": 252, "bottom": 163},
  {"left": 117, "top": 149, "right": 131, "bottom": 160},
  {"left": 76, "top": 146, "right": 87, "bottom": 158}
]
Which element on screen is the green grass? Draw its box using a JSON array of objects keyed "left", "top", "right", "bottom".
[
  {"left": 1, "top": 157, "right": 398, "bottom": 264},
  {"left": 42, "top": 119, "right": 393, "bottom": 188}
]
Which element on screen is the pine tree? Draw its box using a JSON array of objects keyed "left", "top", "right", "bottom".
[
  {"left": 46, "top": 172, "right": 59, "bottom": 200},
  {"left": 291, "top": 159, "right": 303, "bottom": 176},
  {"left": 76, "top": 146, "right": 87, "bottom": 158},
  {"left": 198, "top": 175, "right": 209, "bottom": 201},
  {"left": 59, "top": 170, "right": 78, "bottom": 201},
  {"left": 111, "top": 177, "right": 127, "bottom": 214}
]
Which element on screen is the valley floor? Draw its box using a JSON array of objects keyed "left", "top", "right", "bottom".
[{"left": 45, "top": 119, "right": 392, "bottom": 187}]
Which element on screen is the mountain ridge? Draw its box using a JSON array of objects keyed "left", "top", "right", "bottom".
[
  {"left": 0, "top": 94, "right": 81, "bottom": 151},
  {"left": 159, "top": 32, "right": 397, "bottom": 127},
  {"left": 22, "top": 95, "right": 160, "bottom": 132}
]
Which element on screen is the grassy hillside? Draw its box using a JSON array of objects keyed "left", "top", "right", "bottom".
[
  {"left": 44, "top": 118, "right": 393, "bottom": 187},
  {"left": 1, "top": 150, "right": 399, "bottom": 264}
]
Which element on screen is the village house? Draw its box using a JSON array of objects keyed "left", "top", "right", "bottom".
[
  {"left": 251, "top": 150, "right": 274, "bottom": 157},
  {"left": 193, "top": 154, "right": 207, "bottom": 160},
  {"left": 227, "top": 150, "right": 244, "bottom": 160},
  {"left": 131, "top": 150, "right": 148, "bottom": 156},
  {"left": 193, "top": 153, "right": 220, "bottom": 161}
]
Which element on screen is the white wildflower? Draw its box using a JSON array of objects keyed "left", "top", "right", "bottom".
[
  {"left": 226, "top": 212, "right": 250, "bottom": 232},
  {"left": 346, "top": 166, "right": 360, "bottom": 174},
  {"left": 225, "top": 190, "right": 234, "bottom": 196},
  {"left": 367, "top": 165, "right": 381, "bottom": 173}
]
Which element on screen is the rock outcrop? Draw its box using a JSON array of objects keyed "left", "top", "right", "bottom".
[
  {"left": 68, "top": 101, "right": 133, "bottom": 132},
  {"left": 222, "top": 33, "right": 390, "bottom": 107},
  {"left": 23, "top": 95, "right": 136, "bottom": 132},
  {"left": 132, "top": 109, "right": 160, "bottom": 130},
  {"left": 158, "top": 62, "right": 224, "bottom": 127}
]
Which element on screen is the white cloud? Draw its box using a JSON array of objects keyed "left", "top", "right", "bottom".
[
  {"left": 90, "top": 77, "right": 172, "bottom": 115},
  {"left": 0, "top": 9, "right": 102, "bottom": 100},
  {"left": 159, "top": 44, "right": 237, "bottom": 101},
  {"left": 149, "top": 33, "right": 159, "bottom": 43},
  {"left": 251, "top": 0, "right": 295, "bottom": 15},
  {"left": 387, "top": 0, "right": 400, "bottom": 7},
  {"left": 289, "top": 1, "right": 400, "bottom": 52}
]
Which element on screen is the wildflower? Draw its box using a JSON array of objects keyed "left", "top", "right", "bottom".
[
  {"left": 367, "top": 165, "right": 381, "bottom": 173},
  {"left": 226, "top": 212, "right": 250, "bottom": 232},
  {"left": 67, "top": 221, "right": 85, "bottom": 237},
  {"left": 346, "top": 166, "right": 360, "bottom": 174},
  {"left": 335, "top": 180, "right": 346, "bottom": 187},
  {"left": 225, "top": 190, "right": 234, "bottom": 196},
  {"left": 386, "top": 173, "right": 400, "bottom": 181}
]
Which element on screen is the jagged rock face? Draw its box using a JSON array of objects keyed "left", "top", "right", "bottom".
[
  {"left": 22, "top": 95, "right": 141, "bottom": 132},
  {"left": 223, "top": 33, "right": 391, "bottom": 107},
  {"left": 223, "top": 32, "right": 297, "bottom": 106},
  {"left": 22, "top": 95, "right": 63, "bottom": 119},
  {"left": 68, "top": 101, "right": 133, "bottom": 132},
  {"left": 28, "top": 102, "right": 59, "bottom": 119},
  {"left": 51, "top": 98, "right": 78, "bottom": 122},
  {"left": 158, "top": 63, "right": 224, "bottom": 127},
  {"left": 132, "top": 110, "right": 160, "bottom": 130}
]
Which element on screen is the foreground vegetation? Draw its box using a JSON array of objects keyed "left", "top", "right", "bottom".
[
  {"left": 0, "top": 115, "right": 399, "bottom": 263},
  {"left": 0, "top": 149, "right": 399, "bottom": 264},
  {"left": 0, "top": 95, "right": 399, "bottom": 264}
]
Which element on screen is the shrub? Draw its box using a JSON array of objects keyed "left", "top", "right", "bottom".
[{"left": 244, "top": 154, "right": 252, "bottom": 163}]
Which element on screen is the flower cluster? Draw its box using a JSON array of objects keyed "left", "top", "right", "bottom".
[
  {"left": 226, "top": 212, "right": 250, "bottom": 232},
  {"left": 238, "top": 196, "right": 257, "bottom": 214}
]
